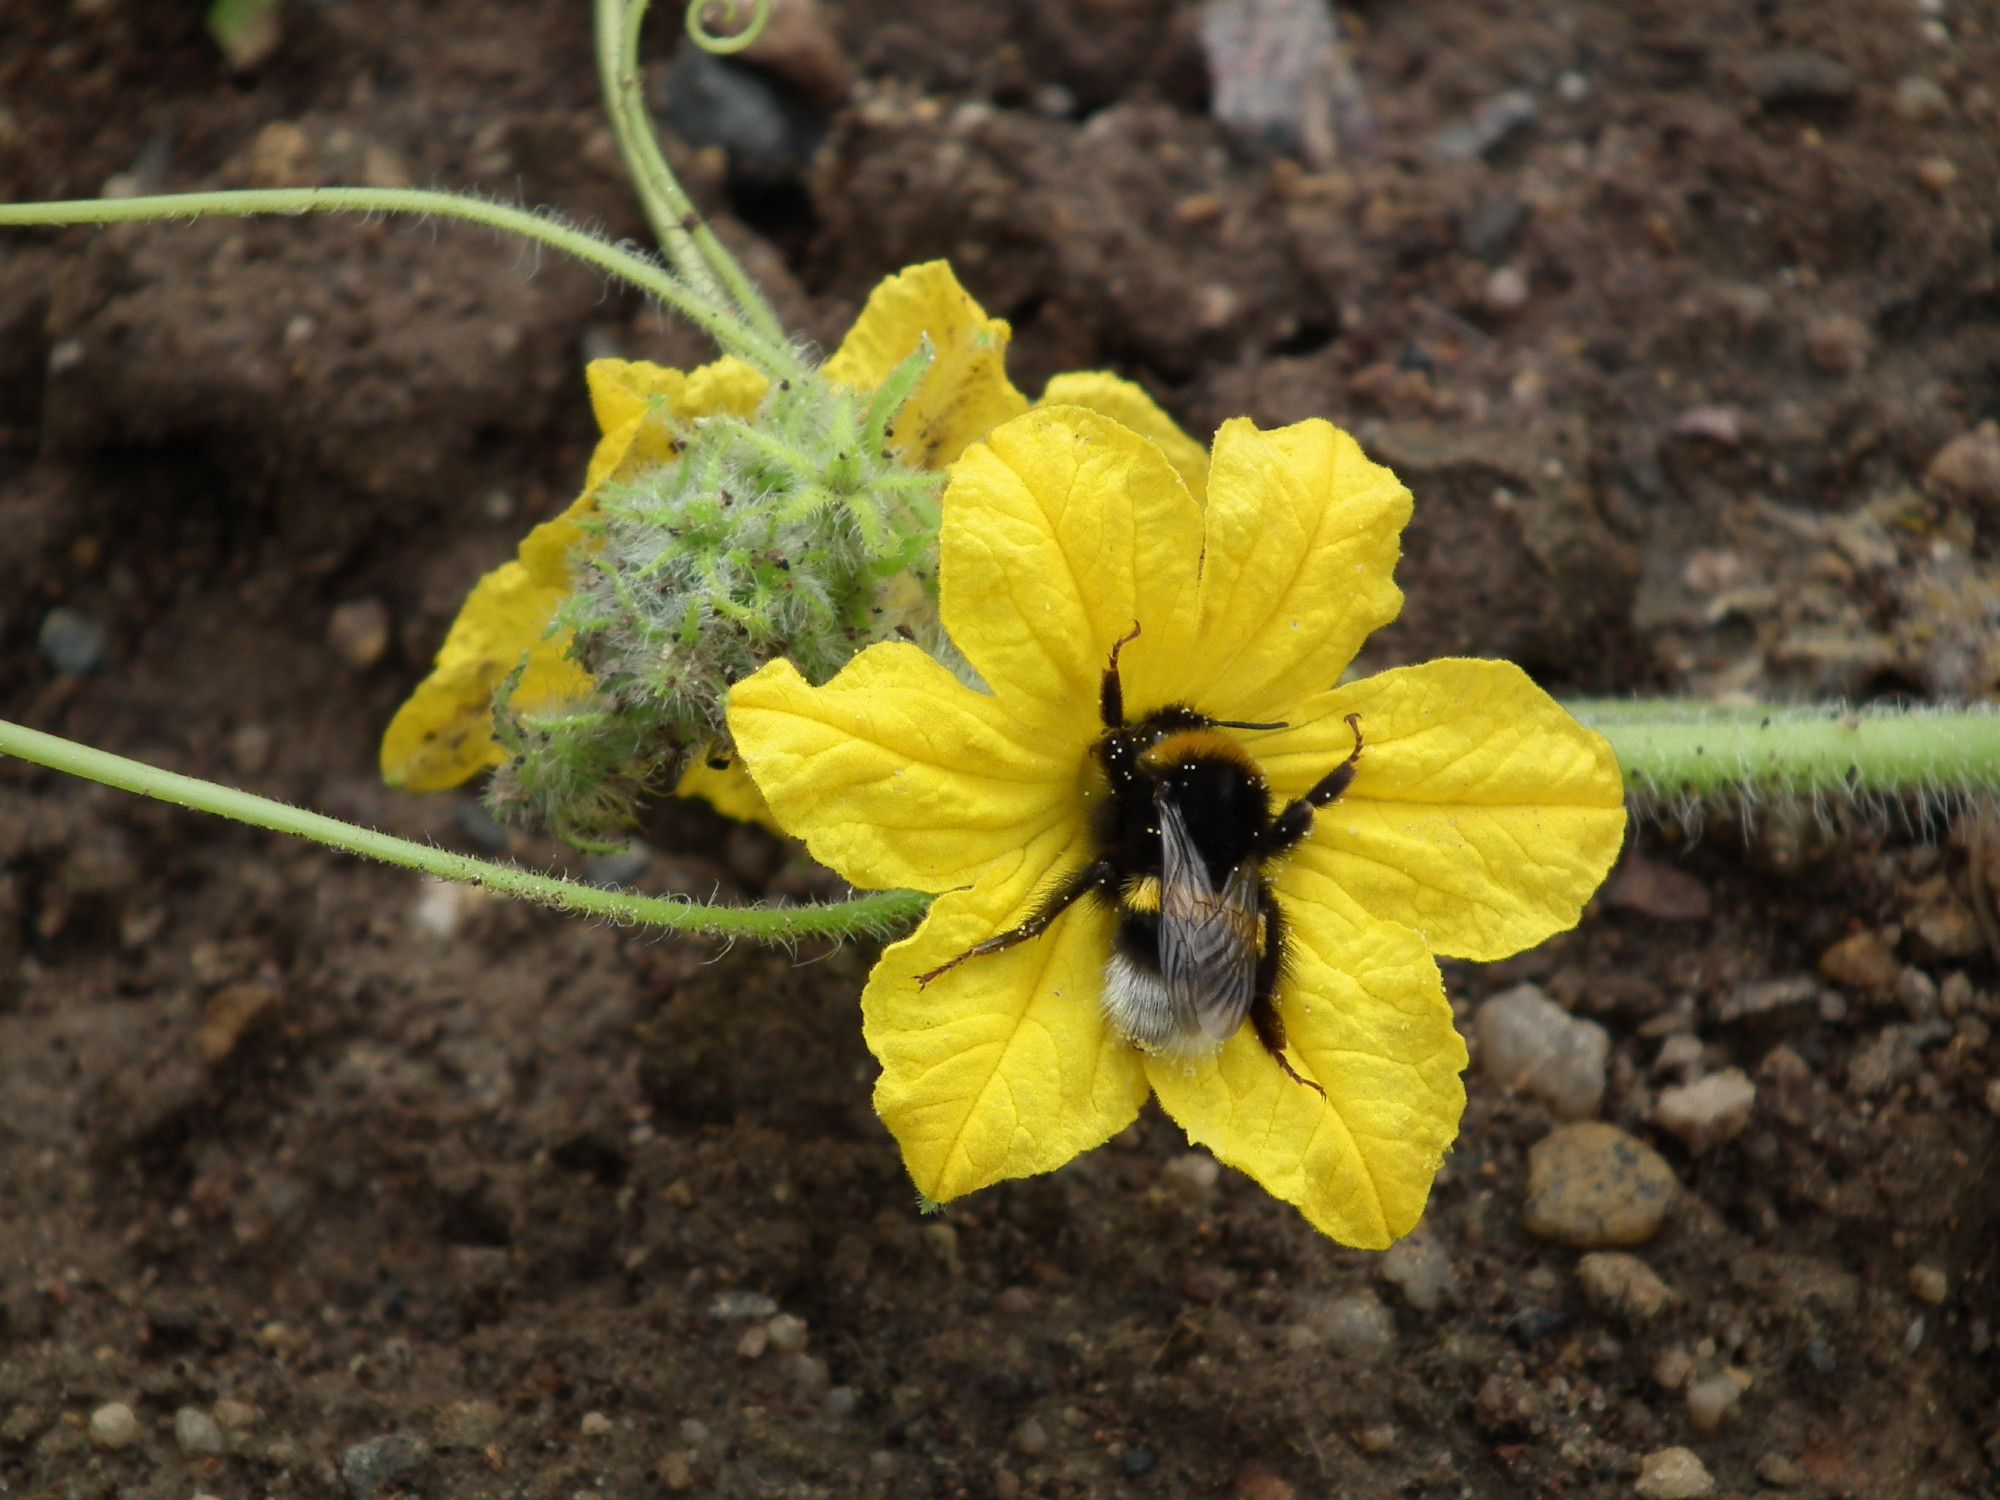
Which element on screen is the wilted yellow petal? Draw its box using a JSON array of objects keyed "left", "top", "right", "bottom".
[
  {"left": 866, "top": 880, "right": 1152, "bottom": 1203},
  {"left": 674, "top": 750, "right": 782, "bottom": 833},
  {"left": 1145, "top": 913, "right": 1465, "bottom": 1248},
  {"left": 1183, "top": 418, "right": 1410, "bottom": 723},
  {"left": 1273, "top": 659, "right": 1628, "bottom": 962},
  {"left": 1038, "top": 371, "right": 1209, "bottom": 501},
  {"left": 577, "top": 355, "right": 769, "bottom": 512},
  {"left": 727, "top": 644, "right": 1084, "bottom": 897},
  {"left": 940, "top": 407, "right": 1204, "bottom": 735},
  {"left": 379, "top": 540, "right": 594, "bottom": 790},
  {"left": 824, "top": 262, "right": 1029, "bottom": 470},
  {"left": 382, "top": 356, "right": 770, "bottom": 792}
]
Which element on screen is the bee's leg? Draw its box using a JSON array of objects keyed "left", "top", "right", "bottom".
[
  {"left": 1262, "top": 713, "right": 1364, "bottom": 856},
  {"left": 1100, "top": 621, "right": 1144, "bottom": 728},
  {"left": 1251, "top": 894, "right": 1325, "bottom": 1098},
  {"left": 915, "top": 860, "right": 1117, "bottom": 988}
]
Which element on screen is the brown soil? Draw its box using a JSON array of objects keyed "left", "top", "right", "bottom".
[{"left": 4, "top": 2, "right": 1999, "bottom": 1496}]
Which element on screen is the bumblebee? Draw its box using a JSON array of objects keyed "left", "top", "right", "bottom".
[{"left": 919, "top": 624, "right": 1363, "bottom": 1093}]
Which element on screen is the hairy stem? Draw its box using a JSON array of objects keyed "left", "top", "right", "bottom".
[
  {"left": 594, "top": 0, "right": 791, "bottom": 349},
  {"left": 1568, "top": 700, "right": 2000, "bottom": 812},
  {"left": 0, "top": 721, "right": 927, "bottom": 942},
  {"left": 0, "top": 187, "right": 811, "bottom": 383}
]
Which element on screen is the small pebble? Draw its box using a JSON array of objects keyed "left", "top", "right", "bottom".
[
  {"left": 1475, "top": 983, "right": 1610, "bottom": 1121},
  {"left": 736, "top": 1325, "right": 769, "bottom": 1359},
  {"left": 1908, "top": 894, "right": 1983, "bottom": 961},
  {"left": 1603, "top": 854, "right": 1712, "bottom": 921},
  {"left": 709, "top": 1290, "right": 779, "bottom": 1321},
  {"left": 1121, "top": 1444, "right": 1159, "bottom": 1477},
  {"left": 656, "top": 1451, "right": 696, "bottom": 1490},
  {"left": 1377, "top": 1229, "right": 1457, "bottom": 1313},
  {"left": 1669, "top": 405, "right": 1745, "bottom": 445},
  {"left": 739, "top": 0, "right": 853, "bottom": 109},
  {"left": 1654, "top": 1069, "right": 1756, "bottom": 1156},
  {"left": 38, "top": 606, "right": 109, "bottom": 676},
  {"left": 1353, "top": 1422, "right": 1398, "bottom": 1454},
  {"left": 338, "top": 1433, "right": 432, "bottom": 1499},
  {"left": 1483, "top": 265, "right": 1529, "bottom": 315},
  {"left": 1847, "top": 1023, "right": 1946, "bottom": 1096},
  {"left": 1804, "top": 312, "right": 1872, "bottom": 375},
  {"left": 1576, "top": 1251, "right": 1676, "bottom": 1325},
  {"left": 1893, "top": 75, "right": 1951, "bottom": 123},
  {"left": 1925, "top": 424, "right": 2000, "bottom": 515},
  {"left": 1160, "top": 1152, "right": 1221, "bottom": 1200},
  {"left": 1916, "top": 156, "right": 1959, "bottom": 195},
  {"left": 765, "top": 1313, "right": 809, "bottom": 1355},
  {"left": 1634, "top": 1445, "right": 1715, "bottom": 1499},
  {"left": 579, "top": 1411, "right": 612, "bottom": 1437},
  {"left": 1685, "top": 1368, "right": 1750, "bottom": 1433},
  {"left": 1653, "top": 1346, "right": 1695, "bottom": 1392},
  {"left": 174, "top": 1406, "right": 225, "bottom": 1456},
  {"left": 1748, "top": 50, "right": 1855, "bottom": 111},
  {"left": 212, "top": 1399, "right": 260, "bottom": 1435},
  {"left": 1013, "top": 1415, "right": 1050, "bottom": 1456},
  {"left": 1521, "top": 1123, "right": 1679, "bottom": 1248},
  {"left": 88, "top": 1402, "right": 141, "bottom": 1451},
  {"left": 1200, "top": 0, "right": 1364, "bottom": 168},
  {"left": 1818, "top": 930, "right": 1898, "bottom": 991},
  {"left": 1909, "top": 1263, "right": 1949, "bottom": 1305},
  {"left": 326, "top": 599, "right": 391, "bottom": 670},
  {"left": 1435, "top": 89, "right": 1538, "bottom": 160},
  {"left": 1321, "top": 1291, "right": 1396, "bottom": 1363},
  {"left": 1652, "top": 1034, "right": 1705, "bottom": 1080},
  {"left": 1233, "top": 1469, "right": 1298, "bottom": 1500}
]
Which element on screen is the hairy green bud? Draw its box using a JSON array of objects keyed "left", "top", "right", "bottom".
[{"left": 489, "top": 357, "right": 949, "bottom": 842}]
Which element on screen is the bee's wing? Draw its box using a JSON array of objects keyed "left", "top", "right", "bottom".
[{"left": 1157, "top": 799, "right": 1263, "bottom": 1044}]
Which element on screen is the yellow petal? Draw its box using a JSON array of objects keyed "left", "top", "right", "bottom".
[
  {"left": 1183, "top": 418, "right": 1410, "bottom": 722},
  {"left": 865, "top": 879, "right": 1152, "bottom": 1203},
  {"left": 824, "top": 262, "right": 1029, "bottom": 470},
  {"left": 673, "top": 750, "right": 783, "bottom": 834},
  {"left": 578, "top": 355, "right": 770, "bottom": 510},
  {"left": 726, "top": 644, "right": 1083, "bottom": 897},
  {"left": 379, "top": 541, "right": 594, "bottom": 790},
  {"left": 1274, "top": 659, "right": 1629, "bottom": 962},
  {"left": 382, "top": 356, "right": 770, "bottom": 792},
  {"left": 1145, "top": 913, "right": 1465, "bottom": 1248},
  {"left": 940, "top": 407, "right": 1204, "bottom": 734},
  {"left": 1038, "top": 371, "right": 1209, "bottom": 501}
]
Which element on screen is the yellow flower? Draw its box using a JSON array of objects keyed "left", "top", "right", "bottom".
[
  {"left": 726, "top": 407, "right": 1628, "bottom": 1246},
  {"left": 379, "top": 261, "right": 1206, "bottom": 820}
]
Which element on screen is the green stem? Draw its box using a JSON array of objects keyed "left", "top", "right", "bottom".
[
  {"left": 0, "top": 720, "right": 927, "bottom": 942},
  {"left": 595, "top": 0, "right": 726, "bottom": 303},
  {"left": 595, "top": 0, "right": 791, "bottom": 350},
  {"left": 1568, "top": 700, "right": 2000, "bottom": 810},
  {"left": 0, "top": 187, "right": 811, "bottom": 383}
]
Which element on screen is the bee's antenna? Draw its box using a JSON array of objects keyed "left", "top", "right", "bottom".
[{"left": 1216, "top": 718, "right": 1287, "bottom": 732}]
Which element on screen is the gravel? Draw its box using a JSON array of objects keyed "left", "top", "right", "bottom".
[
  {"left": 87, "top": 1402, "right": 141, "bottom": 1451},
  {"left": 1521, "top": 1123, "right": 1679, "bottom": 1248},
  {"left": 1475, "top": 984, "right": 1610, "bottom": 1121},
  {"left": 1654, "top": 1068, "right": 1756, "bottom": 1155},
  {"left": 1635, "top": 1445, "right": 1715, "bottom": 1499},
  {"left": 1576, "top": 1251, "right": 1676, "bottom": 1325}
]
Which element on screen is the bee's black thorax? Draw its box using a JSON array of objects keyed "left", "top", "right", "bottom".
[{"left": 1093, "top": 706, "right": 1274, "bottom": 896}]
